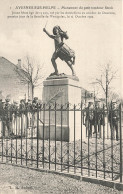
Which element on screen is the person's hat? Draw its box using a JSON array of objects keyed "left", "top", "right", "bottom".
[
  {"left": 13, "top": 101, "right": 18, "bottom": 104},
  {"left": 112, "top": 100, "right": 117, "bottom": 104},
  {"left": 28, "top": 99, "right": 32, "bottom": 103},
  {"left": 34, "top": 97, "right": 38, "bottom": 100},
  {"left": 2, "top": 99, "right": 5, "bottom": 103},
  {"left": 95, "top": 100, "right": 100, "bottom": 103},
  {"left": 20, "top": 99, "right": 25, "bottom": 103},
  {"left": 88, "top": 101, "right": 93, "bottom": 104},
  {"left": 5, "top": 98, "right": 10, "bottom": 102}
]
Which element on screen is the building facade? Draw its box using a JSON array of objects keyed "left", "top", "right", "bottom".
[{"left": 0, "top": 57, "right": 31, "bottom": 102}]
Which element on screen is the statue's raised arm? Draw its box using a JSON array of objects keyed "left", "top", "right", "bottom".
[{"left": 43, "top": 28, "right": 55, "bottom": 39}]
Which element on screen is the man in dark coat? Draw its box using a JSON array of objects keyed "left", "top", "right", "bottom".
[
  {"left": 4, "top": 98, "right": 12, "bottom": 136},
  {"left": 93, "top": 101, "right": 103, "bottom": 138},
  {"left": 85, "top": 101, "right": 94, "bottom": 138},
  {"left": 108, "top": 102, "right": 119, "bottom": 141}
]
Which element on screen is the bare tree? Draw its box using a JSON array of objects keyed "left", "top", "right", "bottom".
[
  {"left": 108, "top": 90, "right": 120, "bottom": 103},
  {"left": 93, "top": 64, "right": 117, "bottom": 107},
  {"left": 15, "top": 56, "right": 45, "bottom": 100}
]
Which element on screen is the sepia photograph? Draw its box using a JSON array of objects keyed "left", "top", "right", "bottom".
[{"left": 0, "top": 0, "right": 122, "bottom": 193}]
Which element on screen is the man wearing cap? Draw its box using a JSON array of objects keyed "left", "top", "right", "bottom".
[
  {"left": 32, "top": 97, "right": 38, "bottom": 110},
  {"left": 0, "top": 99, "right": 3, "bottom": 117},
  {"left": 11, "top": 101, "right": 18, "bottom": 136},
  {"left": 93, "top": 101, "right": 103, "bottom": 137},
  {"left": 85, "top": 101, "right": 94, "bottom": 138},
  {"left": 4, "top": 98, "right": 12, "bottom": 136},
  {"left": 2, "top": 100, "right": 6, "bottom": 137},
  {"left": 0, "top": 99, "right": 3, "bottom": 136},
  {"left": 108, "top": 101, "right": 119, "bottom": 141},
  {"left": 32, "top": 97, "right": 39, "bottom": 137},
  {"left": 19, "top": 99, "right": 26, "bottom": 113},
  {"left": 26, "top": 99, "right": 32, "bottom": 130}
]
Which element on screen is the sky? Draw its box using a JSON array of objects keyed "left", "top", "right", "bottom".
[{"left": 0, "top": 0, "right": 122, "bottom": 99}]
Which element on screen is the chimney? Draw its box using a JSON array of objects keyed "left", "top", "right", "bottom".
[{"left": 18, "top": 59, "right": 21, "bottom": 68}]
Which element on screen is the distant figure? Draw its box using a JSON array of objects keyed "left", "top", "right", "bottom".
[
  {"left": 4, "top": 98, "right": 12, "bottom": 136},
  {"left": 108, "top": 102, "right": 119, "bottom": 141},
  {"left": 43, "top": 25, "right": 76, "bottom": 76},
  {"left": 85, "top": 102, "right": 94, "bottom": 138},
  {"left": 93, "top": 101, "right": 103, "bottom": 138}
]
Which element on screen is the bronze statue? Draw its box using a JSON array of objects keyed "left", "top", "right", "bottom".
[{"left": 43, "top": 26, "right": 76, "bottom": 76}]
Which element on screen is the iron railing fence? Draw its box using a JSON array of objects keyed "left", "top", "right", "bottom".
[{"left": 0, "top": 102, "right": 122, "bottom": 182}]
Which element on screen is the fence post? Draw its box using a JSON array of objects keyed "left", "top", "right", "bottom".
[
  {"left": 37, "top": 108, "right": 39, "bottom": 168},
  {"left": 26, "top": 110, "right": 28, "bottom": 166},
  {"left": 61, "top": 104, "right": 63, "bottom": 172},
  {"left": 87, "top": 105, "right": 90, "bottom": 176},
  {"left": 43, "top": 103, "right": 45, "bottom": 169},
  {"left": 10, "top": 111, "right": 13, "bottom": 164},
  {"left": 55, "top": 102, "right": 57, "bottom": 171},
  {"left": 49, "top": 104, "right": 51, "bottom": 170},
  {"left": 95, "top": 105, "right": 97, "bottom": 178},
  {"left": 1, "top": 115, "right": 3, "bottom": 162},
  {"left": 16, "top": 114, "right": 18, "bottom": 164},
  {"left": 74, "top": 104, "right": 76, "bottom": 174},
  {"left": 110, "top": 101, "right": 114, "bottom": 181},
  {"left": 103, "top": 104, "right": 106, "bottom": 179},
  {"left": 21, "top": 112, "right": 23, "bottom": 165},
  {"left": 119, "top": 103, "right": 122, "bottom": 182},
  {"left": 81, "top": 102, "right": 83, "bottom": 176},
  {"left": 67, "top": 102, "right": 69, "bottom": 173}
]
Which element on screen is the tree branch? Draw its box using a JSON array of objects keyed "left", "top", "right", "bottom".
[
  {"left": 96, "top": 78, "right": 106, "bottom": 93},
  {"left": 16, "top": 56, "right": 46, "bottom": 98}
]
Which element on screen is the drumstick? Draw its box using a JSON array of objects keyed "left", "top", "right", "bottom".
[{"left": 44, "top": 21, "right": 48, "bottom": 29}]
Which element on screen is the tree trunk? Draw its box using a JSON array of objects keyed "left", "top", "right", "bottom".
[
  {"left": 106, "top": 69, "right": 108, "bottom": 108},
  {"left": 32, "top": 85, "right": 34, "bottom": 100},
  {"left": 106, "top": 85, "right": 108, "bottom": 108}
]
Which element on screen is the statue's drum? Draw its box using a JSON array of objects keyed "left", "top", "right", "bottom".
[{"left": 57, "top": 43, "right": 75, "bottom": 62}]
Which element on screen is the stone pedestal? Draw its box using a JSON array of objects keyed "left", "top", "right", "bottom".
[{"left": 39, "top": 75, "right": 85, "bottom": 142}]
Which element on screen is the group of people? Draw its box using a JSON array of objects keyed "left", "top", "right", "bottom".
[
  {"left": 0, "top": 97, "right": 120, "bottom": 141},
  {"left": 0, "top": 97, "right": 41, "bottom": 114},
  {"left": 0, "top": 97, "right": 41, "bottom": 137},
  {"left": 84, "top": 101, "right": 119, "bottom": 141}
]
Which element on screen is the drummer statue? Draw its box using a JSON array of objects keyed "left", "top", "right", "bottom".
[{"left": 43, "top": 25, "right": 76, "bottom": 76}]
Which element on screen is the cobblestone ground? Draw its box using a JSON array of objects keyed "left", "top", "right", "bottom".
[{"left": 0, "top": 164, "right": 122, "bottom": 194}]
